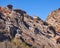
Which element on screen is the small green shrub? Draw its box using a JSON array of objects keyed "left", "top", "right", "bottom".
[{"left": 12, "top": 38, "right": 32, "bottom": 48}]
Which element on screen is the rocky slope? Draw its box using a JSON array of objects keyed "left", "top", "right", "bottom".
[{"left": 0, "top": 5, "right": 60, "bottom": 48}]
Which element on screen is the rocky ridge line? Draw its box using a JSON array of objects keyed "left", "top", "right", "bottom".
[{"left": 0, "top": 5, "right": 60, "bottom": 48}]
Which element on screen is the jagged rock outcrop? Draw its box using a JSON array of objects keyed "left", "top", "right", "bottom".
[
  {"left": 46, "top": 8, "right": 60, "bottom": 45},
  {"left": 46, "top": 8, "right": 60, "bottom": 33},
  {"left": 0, "top": 5, "right": 60, "bottom": 48}
]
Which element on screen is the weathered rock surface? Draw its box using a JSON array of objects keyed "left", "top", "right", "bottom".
[
  {"left": 0, "top": 5, "right": 60, "bottom": 48},
  {"left": 46, "top": 8, "right": 60, "bottom": 33}
]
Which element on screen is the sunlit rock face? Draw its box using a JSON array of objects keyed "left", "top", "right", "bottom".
[
  {"left": 0, "top": 5, "right": 60, "bottom": 48},
  {"left": 46, "top": 8, "right": 60, "bottom": 33}
]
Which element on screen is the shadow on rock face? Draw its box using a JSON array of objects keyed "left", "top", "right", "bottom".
[
  {"left": 34, "top": 28, "right": 40, "bottom": 34},
  {"left": 0, "top": 33, "right": 11, "bottom": 42},
  {"left": 23, "top": 21, "right": 30, "bottom": 29},
  {"left": 10, "top": 26, "right": 18, "bottom": 38}
]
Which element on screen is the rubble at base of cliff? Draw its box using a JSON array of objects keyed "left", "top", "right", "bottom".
[{"left": 0, "top": 5, "right": 60, "bottom": 48}]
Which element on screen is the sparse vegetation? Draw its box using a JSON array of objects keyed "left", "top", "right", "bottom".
[{"left": 11, "top": 38, "right": 34, "bottom": 48}]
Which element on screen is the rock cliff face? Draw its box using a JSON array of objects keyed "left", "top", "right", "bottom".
[
  {"left": 0, "top": 5, "right": 60, "bottom": 48},
  {"left": 46, "top": 8, "right": 60, "bottom": 33}
]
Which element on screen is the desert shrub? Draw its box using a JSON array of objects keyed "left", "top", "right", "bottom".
[
  {"left": 20, "top": 42, "right": 30, "bottom": 48},
  {"left": 21, "top": 42, "right": 34, "bottom": 48},
  {"left": 12, "top": 38, "right": 20, "bottom": 45},
  {"left": 12, "top": 38, "right": 32, "bottom": 48}
]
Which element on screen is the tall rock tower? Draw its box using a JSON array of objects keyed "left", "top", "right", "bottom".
[{"left": 46, "top": 8, "right": 60, "bottom": 33}]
